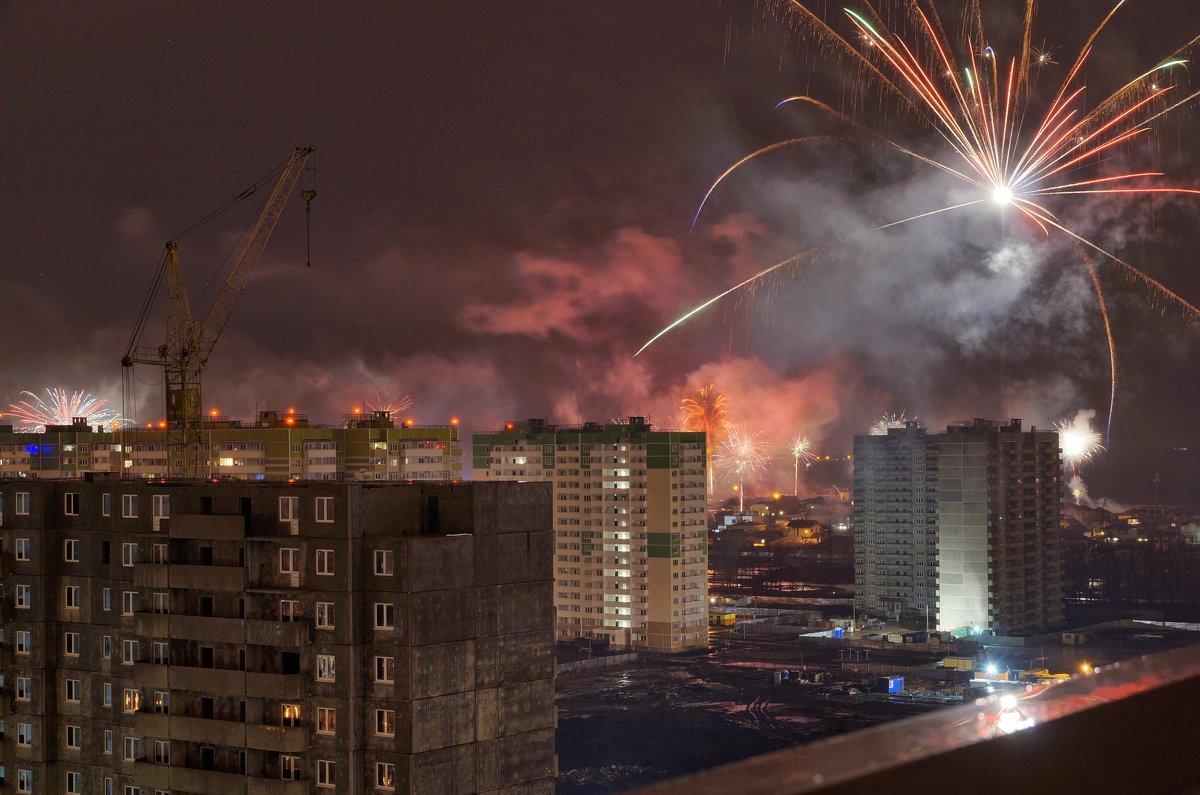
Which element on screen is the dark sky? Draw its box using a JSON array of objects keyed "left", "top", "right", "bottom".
[{"left": 2, "top": 2, "right": 1198, "bottom": 503}]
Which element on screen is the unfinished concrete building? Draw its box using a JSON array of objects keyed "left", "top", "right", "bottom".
[{"left": 0, "top": 478, "right": 555, "bottom": 794}]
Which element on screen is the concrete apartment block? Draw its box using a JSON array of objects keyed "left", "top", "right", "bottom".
[{"left": 0, "top": 478, "right": 555, "bottom": 795}]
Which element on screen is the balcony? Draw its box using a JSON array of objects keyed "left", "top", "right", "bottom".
[
  {"left": 169, "top": 514, "right": 245, "bottom": 540},
  {"left": 245, "top": 619, "right": 308, "bottom": 647},
  {"left": 170, "top": 565, "right": 244, "bottom": 591},
  {"left": 245, "top": 723, "right": 309, "bottom": 753}
]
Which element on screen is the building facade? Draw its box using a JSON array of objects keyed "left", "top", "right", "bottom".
[
  {"left": 473, "top": 419, "right": 708, "bottom": 653},
  {"left": 0, "top": 479, "right": 555, "bottom": 794},
  {"left": 0, "top": 411, "right": 462, "bottom": 483},
  {"left": 853, "top": 419, "right": 1065, "bottom": 635}
]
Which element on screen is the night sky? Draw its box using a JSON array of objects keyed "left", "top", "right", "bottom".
[{"left": 2, "top": 2, "right": 1198, "bottom": 503}]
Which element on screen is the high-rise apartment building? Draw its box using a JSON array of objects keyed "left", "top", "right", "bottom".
[
  {"left": 0, "top": 479, "right": 555, "bottom": 795},
  {"left": 473, "top": 418, "right": 708, "bottom": 653},
  {"left": 853, "top": 419, "right": 1065, "bottom": 635},
  {"left": 0, "top": 411, "right": 461, "bottom": 482}
]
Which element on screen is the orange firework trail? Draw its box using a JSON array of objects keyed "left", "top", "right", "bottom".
[{"left": 639, "top": 0, "right": 1200, "bottom": 432}]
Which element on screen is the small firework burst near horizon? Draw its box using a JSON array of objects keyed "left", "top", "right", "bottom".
[
  {"left": 788, "top": 432, "right": 818, "bottom": 496},
  {"left": 717, "top": 424, "right": 772, "bottom": 512},
  {"left": 5, "top": 388, "right": 124, "bottom": 432},
  {"left": 365, "top": 391, "right": 414, "bottom": 419},
  {"left": 682, "top": 383, "right": 730, "bottom": 496}
]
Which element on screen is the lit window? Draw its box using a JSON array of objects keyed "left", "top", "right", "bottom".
[
  {"left": 316, "top": 707, "right": 336, "bottom": 735},
  {"left": 63, "top": 539, "right": 80, "bottom": 561},
  {"left": 279, "top": 496, "right": 299, "bottom": 522},
  {"left": 152, "top": 691, "right": 169, "bottom": 715},
  {"left": 123, "top": 688, "right": 141, "bottom": 713},
  {"left": 315, "top": 496, "right": 334, "bottom": 523},
  {"left": 316, "top": 548, "right": 334, "bottom": 575},
  {"left": 316, "top": 601, "right": 335, "bottom": 630},
  {"left": 15, "top": 492, "right": 30, "bottom": 515},
  {"left": 15, "top": 537, "right": 30, "bottom": 560},
  {"left": 64, "top": 493, "right": 80, "bottom": 516},
  {"left": 317, "top": 760, "right": 336, "bottom": 788},
  {"left": 374, "top": 548, "right": 393, "bottom": 576},
  {"left": 376, "top": 762, "right": 396, "bottom": 790},
  {"left": 281, "top": 703, "right": 301, "bottom": 727},
  {"left": 316, "top": 654, "right": 336, "bottom": 682},
  {"left": 121, "top": 494, "right": 138, "bottom": 518},
  {"left": 373, "top": 602, "right": 394, "bottom": 630},
  {"left": 374, "top": 655, "right": 395, "bottom": 683},
  {"left": 375, "top": 708, "right": 395, "bottom": 736}
]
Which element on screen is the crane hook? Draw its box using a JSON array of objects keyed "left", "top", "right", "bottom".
[{"left": 301, "top": 189, "right": 316, "bottom": 267}]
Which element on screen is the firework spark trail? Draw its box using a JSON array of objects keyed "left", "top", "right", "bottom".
[
  {"left": 366, "top": 391, "right": 414, "bottom": 419},
  {"left": 1078, "top": 245, "right": 1117, "bottom": 446},
  {"left": 682, "top": 384, "right": 730, "bottom": 496},
  {"left": 5, "top": 388, "right": 124, "bottom": 433},
  {"left": 638, "top": 0, "right": 1200, "bottom": 434},
  {"left": 788, "top": 433, "right": 818, "bottom": 495},
  {"left": 717, "top": 424, "right": 771, "bottom": 513}
]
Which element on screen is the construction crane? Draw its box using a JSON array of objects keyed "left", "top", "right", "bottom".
[{"left": 122, "top": 146, "right": 315, "bottom": 477}]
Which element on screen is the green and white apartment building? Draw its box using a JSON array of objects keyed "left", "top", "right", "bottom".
[{"left": 473, "top": 418, "right": 709, "bottom": 653}]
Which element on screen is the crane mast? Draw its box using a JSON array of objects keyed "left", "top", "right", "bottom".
[{"left": 122, "top": 146, "right": 314, "bottom": 477}]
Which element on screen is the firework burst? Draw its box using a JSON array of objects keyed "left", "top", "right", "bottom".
[
  {"left": 869, "top": 412, "right": 911, "bottom": 436},
  {"left": 637, "top": 1, "right": 1200, "bottom": 439},
  {"left": 366, "top": 391, "right": 414, "bottom": 419},
  {"left": 1056, "top": 410, "right": 1105, "bottom": 473},
  {"left": 5, "top": 388, "right": 124, "bottom": 432},
  {"left": 717, "top": 424, "right": 772, "bottom": 512},
  {"left": 681, "top": 384, "right": 730, "bottom": 496},
  {"left": 787, "top": 433, "right": 818, "bottom": 495}
]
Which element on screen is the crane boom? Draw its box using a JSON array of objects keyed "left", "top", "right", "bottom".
[{"left": 123, "top": 146, "right": 314, "bottom": 477}]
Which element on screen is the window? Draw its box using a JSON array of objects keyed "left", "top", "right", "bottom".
[
  {"left": 279, "top": 548, "right": 299, "bottom": 574},
  {"left": 15, "top": 537, "right": 30, "bottom": 560},
  {"left": 123, "top": 735, "right": 140, "bottom": 761},
  {"left": 374, "top": 602, "right": 394, "bottom": 630},
  {"left": 152, "top": 691, "right": 169, "bottom": 715},
  {"left": 121, "top": 493, "right": 138, "bottom": 518},
  {"left": 102, "top": 493, "right": 111, "bottom": 516},
  {"left": 65, "top": 678, "right": 82, "bottom": 702},
  {"left": 279, "top": 599, "right": 300, "bottom": 621},
  {"left": 315, "top": 602, "right": 334, "bottom": 630},
  {"left": 64, "top": 493, "right": 80, "bottom": 516},
  {"left": 64, "top": 585, "right": 81, "bottom": 608},
  {"left": 17, "top": 769, "right": 33, "bottom": 794},
  {"left": 279, "top": 496, "right": 299, "bottom": 521},
  {"left": 374, "top": 548, "right": 393, "bottom": 575},
  {"left": 153, "top": 592, "right": 169, "bottom": 614},
  {"left": 121, "top": 542, "right": 138, "bottom": 566},
  {"left": 64, "top": 632, "right": 81, "bottom": 657},
  {"left": 375, "top": 708, "right": 395, "bottom": 736},
  {"left": 317, "top": 760, "right": 336, "bottom": 788},
  {"left": 152, "top": 641, "right": 169, "bottom": 665},
  {"left": 104, "top": 729, "right": 113, "bottom": 754},
  {"left": 15, "top": 492, "right": 30, "bottom": 515},
  {"left": 153, "top": 739, "right": 169, "bottom": 764},
  {"left": 103, "top": 682, "right": 113, "bottom": 707},
  {"left": 16, "top": 630, "right": 31, "bottom": 654},
  {"left": 376, "top": 762, "right": 396, "bottom": 790},
  {"left": 152, "top": 543, "right": 168, "bottom": 564},
  {"left": 103, "top": 588, "right": 112, "bottom": 611},
  {"left": 17, "top": 722, "right": 32, "bottom": 746},
  {"left": 66, "top": 724, "right": 82, "bottom": 749},
  {"left": 103, "top": 635, "right": 112, "bottom": 658},
  {"left": 122, "top": 591, "right": 138, "bottom": 616},
  {"left": 316, "top": 707, "right": 336, "bottom": 735},
  {"left": 122, "top": 639, "right": 139, "bottom": 665},
  {"left": 123, "top": 787, "right": 139, "bottom": 795},
  {"left": 15, "top": 676, "right": 31, "bottom": 701},
  {"left": 64, "top": 539, "right": 80, "bottom": 561},
  {"left": 152, "top": 494, "right": 169, "bottom": 519},
  {"left": 316, "top": 654, "right": 336, "bottom": 682},
  {"left": 374, "top": 655, "right": 395, "bottom": 683},
  {"left": 123, "top": 688, "right": 141, "bottom": 713},
  {"left": 15, "top": 583, "right": 31, "bottom": 608},
  {"left": 315, "top": 496, "right": 334, "bottom": 523},
  {"left": 316, "top": 548, "right": 334, "bottom": 575},
  {"left": 281, "top": 755, "right": 301, "bottom": 780},
  {"left": 281, "top": 703, "right": 301, "bottom": 727}
]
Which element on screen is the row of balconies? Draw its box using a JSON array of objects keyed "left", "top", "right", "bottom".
[
  {"left": 134, "top": 613, "right": 308, "bottom": 647},
  {"left": 133, "top": 712, "right": 308, "bottom": 753}
]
